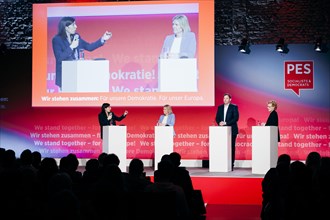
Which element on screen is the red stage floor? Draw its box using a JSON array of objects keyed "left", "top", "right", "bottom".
[
  {"left": 146, "top": 167, "right": 264, "bottom": 205},
  {"left": 205, "top": 204, "right": 261, "bottom": 220}
]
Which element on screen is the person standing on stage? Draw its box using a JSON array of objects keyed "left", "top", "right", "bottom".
[
  {"left": 157, "top": 104, "right": 175, "bottom": 127},
  {"left": 264, "top": 100, "right": 280, "bottom": 142},
  {"left": 215, "top": 93, "right": 239, "bottom": 171},
  {"left": 157, "top": 104, "right": 176, "bottom": 136},
  {"left": 98, "top": 103, "right": 128, "bottom": 139}
]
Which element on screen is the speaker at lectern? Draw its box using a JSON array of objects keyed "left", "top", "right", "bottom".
[
  {"left": 102, "top": 125, "right": 127, "bottom": 172},
  {"left": 154, "top": 126, "right": 174, "bottom": 170},
  {"left": 158, "top": 58, "right": 197, "bottom": 92}
]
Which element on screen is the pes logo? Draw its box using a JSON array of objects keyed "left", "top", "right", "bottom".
[{"left": 284, "top": 61, "right": 314, "bottom": 96}]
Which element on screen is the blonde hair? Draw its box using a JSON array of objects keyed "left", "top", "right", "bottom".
[
  {"left": 163, "top": 104, "right": 173, "bottom": 114},
  {"left": 172, "top": 15, "right": 191, "bottom": 33},
  {"left": 268, "top": 100, "right": 278, "bottom": 110}
]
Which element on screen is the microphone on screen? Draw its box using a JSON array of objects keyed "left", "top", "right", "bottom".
[{"left": 73, "top": 34, "right": 79, "bottom": 41}]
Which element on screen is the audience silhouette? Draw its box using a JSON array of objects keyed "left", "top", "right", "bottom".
[
  {"left": 261, "top": 153, "right": 291, "bottom": 220},
  {"left": 169, "top": 152, "right": 206, "bottom": 218},
  {"left": 32, "top": 150, "right": 42, "bottom": 170},
  {"left": 2, "top": 146, "right": 326, "bottom": 220},
  {"left": 145, "top": 158, "right": 190, "bottom": 219},
  {"left": 123, "top": 158, "right": 153, "bottom": 192},
  {"left": 261, "top": 152, "right": 329, "bottom": 220}
]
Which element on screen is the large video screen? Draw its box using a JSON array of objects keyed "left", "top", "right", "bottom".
[{"left": 32, "top": 0, "right": 214, "bottom": 107}]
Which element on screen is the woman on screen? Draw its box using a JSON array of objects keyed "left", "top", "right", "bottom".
[
  {"left": 157, "top": 104, "right": 176, "bottom": 136},
  {"left": 160, "top": 14, "right": 196, "bottom": 59},
  {"left": 98, "top": 103, "right": 128, "bottom": 139},
  {"left": 264, "top": 100, "right": 280, "bottom": 142},
  {"left": 52, "top": 16, "right": 112, "bottom": 90}
]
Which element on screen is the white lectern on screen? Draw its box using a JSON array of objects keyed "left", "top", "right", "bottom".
[
  {"left": 158, "top": 58, "right": 197, "bottom": 92},
  {"left": 62, "top": 60, "right": 109, "bottom": 92}
]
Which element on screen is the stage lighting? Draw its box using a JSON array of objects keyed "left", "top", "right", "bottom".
[
  {"left": 276, "top": 38, "right": 285, "bottom": 52},
  {"left": 238, "top": 38, "right": 249, "bottom": 53},
  {"left": 314, "top": 37, "right": 322, "bottom": 52}
]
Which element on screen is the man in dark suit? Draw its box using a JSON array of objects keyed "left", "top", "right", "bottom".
[{"left": 215, "top": 93, "right": 239, "bottom": 171}]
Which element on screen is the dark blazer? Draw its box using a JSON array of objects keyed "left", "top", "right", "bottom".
[
  {"left": 265, "top": 110, "right": 280, "bottom": 142},
  {"left": 52, "top": 34, "right": 104, "bottom": 88},
  {"left": 215, "top": 103, "right": 239, "bottom": 135},
  {"left": 98, "top": 111, "right": 126, "bottom": 139}
]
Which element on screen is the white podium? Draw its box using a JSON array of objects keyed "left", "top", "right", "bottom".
[
  {"left": 154, "top": 126, "right": 174, "bottom": 170},
  {"left": 209, "top": 126, "right": 232, "bottom": 172},
  {"left": 102, "top": 126, "right": 127, "bottom": 172},
  {"left": 62, "top": 60, "right": 109, "bottom": 92},
  {"left": 158, "top": 58, "right": 197, "bottom": 92},
  {"left": 252, "top": 126, "right": 278, "bottom": 174}
]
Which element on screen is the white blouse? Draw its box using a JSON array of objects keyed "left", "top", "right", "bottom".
[
  {"left": 161, "top": 115, "right": 168, "bottom": 125},
  {"left": 170, "top": 37, "right": 182, "bottom": 54}
]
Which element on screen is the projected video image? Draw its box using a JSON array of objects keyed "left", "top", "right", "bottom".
[{"left": 32, "top": 1, "right": 214, "bottom": 106}]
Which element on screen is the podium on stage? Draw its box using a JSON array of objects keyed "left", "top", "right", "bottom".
[
  {"left": 209, "top": 126, "right": 232, "bottom": 172},
  {"left": 62, "top": 60, "right": 109, "bottom": 92},
  {"left": 102, "top": 126, "right": 127, "bottom": 172},
  {"left": 158, "top": 58, "right": 197, "bottom": 92},
  {"left": 252, "top": 126, "right": 278, "bottom": 174},
  {"left": 154, "top": 126, "right": 174, "bottom": 170}
]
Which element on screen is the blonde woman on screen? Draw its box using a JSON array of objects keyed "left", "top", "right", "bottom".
[{"left": 160, "top": 15, "right": 196, "bottom": 59}]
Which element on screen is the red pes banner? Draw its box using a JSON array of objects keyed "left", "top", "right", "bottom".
[{"left": 284, "top": 61, "right": 314, "bottom": 96}]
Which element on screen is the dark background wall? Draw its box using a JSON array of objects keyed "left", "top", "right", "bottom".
[{"left": 1, "top": 0, "right": 329, "bottom": 49}]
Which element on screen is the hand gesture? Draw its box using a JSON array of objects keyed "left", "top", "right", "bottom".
[
  {"left": 124, "top": 110, "right": 128, "bottom": 116},
  {"left": 71, "top": 35, "right": 79, "bottom": 49},
  {"left": 107, "top": 113, "right": 112, "bottom": 120},
  {"left": 102, "top": 31, "right": 112, "bottom": 42}
]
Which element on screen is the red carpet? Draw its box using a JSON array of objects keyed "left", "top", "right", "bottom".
[
  {"left": 205, "top": 204, "right": 261, "bottom": 220},
  {"left": 191, "top": 176, "right": 263, "bottom": 205}
]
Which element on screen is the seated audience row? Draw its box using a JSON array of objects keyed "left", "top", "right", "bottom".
[{"left": 0, "top": 147, "right": 206, "bottom": 220}]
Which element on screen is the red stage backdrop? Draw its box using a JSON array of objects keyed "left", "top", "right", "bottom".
[
  {"left": 1, "top": 0, "right": 329, "bottom": 161},
  {"left": 1, "top": 44, "right": 329, "bottom": 162}
]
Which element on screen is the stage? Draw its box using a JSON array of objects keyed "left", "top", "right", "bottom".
[{"left": 144, "top": 167, "right": 264, "bottom": 178}]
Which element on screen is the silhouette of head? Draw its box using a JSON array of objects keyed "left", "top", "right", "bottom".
[
  {"left": 169, "top": 152, "right": 181, "bottom": 167},
  {"left": 103, "top": 153, "right": 120, "bottom": 167},
  {"left": 129, "top": 158, "right": 144, "bottom": 175}
]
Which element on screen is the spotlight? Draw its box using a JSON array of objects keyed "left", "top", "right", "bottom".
[
  {"left": 276, "top": 38, "right": 285, "bottom": 52},
  {"left": 239, "top": 38, "right": 248, "bottom": 53},
  {"left": 314, "top": 37, "right": 322, "bottom": 52}
]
